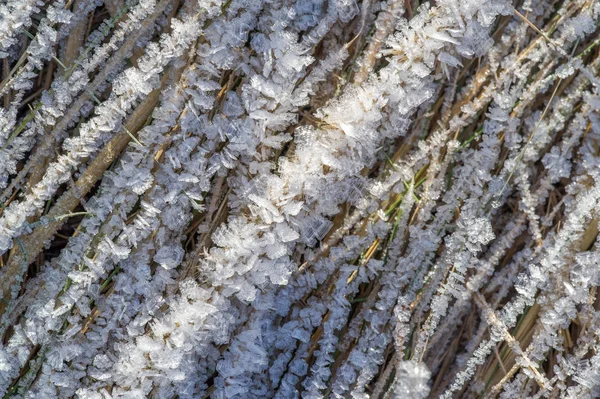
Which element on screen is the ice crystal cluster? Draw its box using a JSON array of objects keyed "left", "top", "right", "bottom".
[{"left": 0, "top": 0, "right": 599, "bottom": 397}]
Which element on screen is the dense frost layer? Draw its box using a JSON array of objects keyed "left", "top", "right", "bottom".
[{"left": 1, "top": 0, "right": 600, "bottom": 398}]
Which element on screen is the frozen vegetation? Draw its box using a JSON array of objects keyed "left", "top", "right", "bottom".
[{"left": 0, "top": 0, "right": 599, "bottom": 397}]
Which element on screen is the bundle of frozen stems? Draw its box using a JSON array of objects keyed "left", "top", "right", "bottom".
[{"left": 0, "top": 0, "right": 599, "bottom": 397}]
